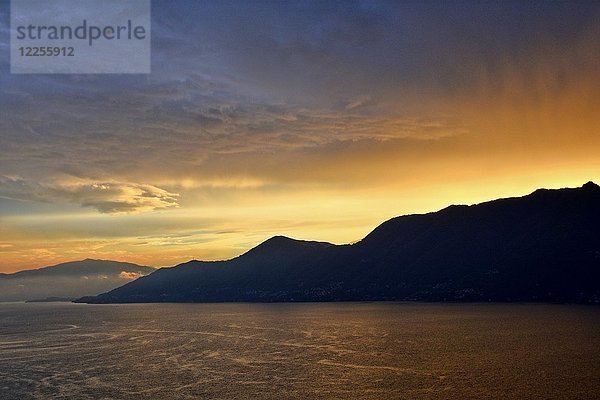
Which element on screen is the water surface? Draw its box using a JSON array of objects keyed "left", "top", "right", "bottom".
[{"left": 0, "top": 302, "right": 598, "bottom": 399}]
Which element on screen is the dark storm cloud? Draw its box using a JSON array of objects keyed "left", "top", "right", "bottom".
[
  {"left": 0, "top": 0, "right": 598, "bottom": 214},
  {"left": 148, "top": 0, "right": 600, "bottom": 100}
]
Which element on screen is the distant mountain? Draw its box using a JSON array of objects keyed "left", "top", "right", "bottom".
[
  {"left": 25, "top": 297, "right": 76, "bottom": 303},
  {"left": 78, "top": 182, "right": 600, "bottom": 304},
  {"left": 0, "top": 259, "right": 154, "bottom": 302}
]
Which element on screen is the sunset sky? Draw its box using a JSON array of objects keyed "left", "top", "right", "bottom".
[{"left": 0, "top": 1, "right": 599, "bottom": 272}]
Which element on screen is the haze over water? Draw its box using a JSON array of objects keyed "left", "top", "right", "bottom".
[{"left": 0, "top": 302, "right": 598, "bottom": 399}]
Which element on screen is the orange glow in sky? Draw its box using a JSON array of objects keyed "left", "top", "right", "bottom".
[{"left": 1, "top": 2, "right": 599, "bottom": 272}]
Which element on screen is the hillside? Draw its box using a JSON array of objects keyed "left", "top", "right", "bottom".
[{"left": 78, "top": 182, "right": 600, "bottom": 304}]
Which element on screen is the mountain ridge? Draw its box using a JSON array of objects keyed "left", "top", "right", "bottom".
[
  {"left": 78, "top": 182, "right": 600, "bottom": 304},
  {"left": 0, "top": 260, "right": 154, "bottom": 302},
  {"left": 3, "top": 259, "right": 153, "bottom": 279}
]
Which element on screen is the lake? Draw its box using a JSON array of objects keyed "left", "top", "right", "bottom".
[{"left": 0, "top": 302, "right": 599, "bottom": 399}]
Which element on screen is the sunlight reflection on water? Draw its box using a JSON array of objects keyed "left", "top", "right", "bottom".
[{"left": 0, "top": 302, "right": 599, "bottom": 399}]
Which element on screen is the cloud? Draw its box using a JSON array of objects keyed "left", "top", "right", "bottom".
[
  {"left": 344, "top": 96, "right": 371, "bottom": 110},
  {"left": 70, "top": 182, "right": 179, "bottom": 214},
  {"left": 119, "top": 271, "right": 144, "bottom": 280},
  {"left": 0, "top": 176, "right": 179, "bottom": 214},
  {"left": 0, "top": 73, "right": 463, "bottom": 194},
  {"left": 2, "top": 2, "right": 595, "bottom": 194}
]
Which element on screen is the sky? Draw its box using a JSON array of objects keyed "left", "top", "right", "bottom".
[{"left": 0, "top": 0, "right": 599, "bottom": 272}]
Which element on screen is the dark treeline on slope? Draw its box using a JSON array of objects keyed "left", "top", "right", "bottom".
[{"left": 78, "top": 182, "right": 600, "bottom": 304}]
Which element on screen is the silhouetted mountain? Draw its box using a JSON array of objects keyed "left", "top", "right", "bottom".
[
  {"left": 0, "top": 260, "right": 154, "bottom": 302},
  {"left": 78, "top": 182, "right": 600, "bottom": 304}
]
